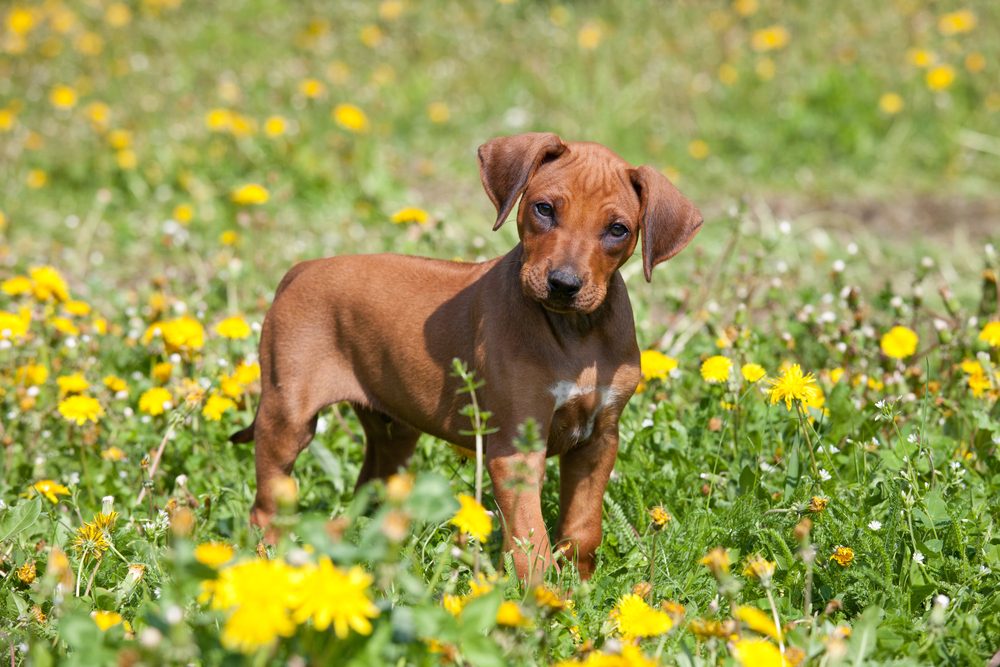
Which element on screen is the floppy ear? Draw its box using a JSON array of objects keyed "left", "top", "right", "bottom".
[
  {"left": 629, "top": 165, "right": 703, "bottom": 282},
  {"left": 478, "top": 133, "right": 567, "bottom": 230}
]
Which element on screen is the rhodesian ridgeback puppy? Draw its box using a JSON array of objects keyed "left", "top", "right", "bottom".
[{"left": 231, "top": 132, "right": 702, "bottom": 580}]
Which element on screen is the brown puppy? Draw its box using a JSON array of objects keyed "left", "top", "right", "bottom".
[{"left": 231, "top": 133, "right": 702, "bottom": 580}]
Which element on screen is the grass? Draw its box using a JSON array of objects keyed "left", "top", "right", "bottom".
[{"left": 1, "top": 0, "right": 1000, "bottom": 665}]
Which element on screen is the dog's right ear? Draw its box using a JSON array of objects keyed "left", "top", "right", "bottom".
[{"left": 478, "top": 133, "right": 566, "bottom": 231}]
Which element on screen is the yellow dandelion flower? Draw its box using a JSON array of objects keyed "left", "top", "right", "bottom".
[
  {"left": 29, "top": 266, "right": 69, "bottom": 302},
  {"left": 979, "top": 321, "right": 1000, "bottom": 347},
  {"left": 16, "top": 363, "right": 48, "bottom": 386},
  {"left": 751, "top": 25, "right": 789, "bottom": 52},
  {"left": 333, "top": 103, "right": 370, "bottom": 133},
  {"left": 203, "top": 394, "right": 237, "bottom": 421},
  {"left": 215, "top": 315, "right": 251, "bottom": 340},
  {"left": 879, "top": 92, "right": 904, "bottom": 114},
  {"left": 732, "top": 638, "right": 787, "bottom": 666},
  {"left": 641, "top": 350, "right": 678, "bottom": 382},
  {"left": 292, "top": 559, "right": 379, "bottom": 638},
  {"left": 831, "top": 546, "right": 854, "bottom": 567},
  {"left": 880, "top": 325, "right": 918, "bottom": 359},
  {"left": 93, "top": 511, "right": 118, "bottom": 534},
  {"left": 689, "top": 617, "right": 727, "bottom": 639},
  {"left": 230, "top": 183, "right": 269, "bottom": 205},
  {"left": 26, "top": 170, "right": 47, "bottom": 189},
  {"left": 264, "top": 115, "right": 287, "bottom": 137},
  {"left": 359, "top": 24, "right": 384, "bottom": 48},
  {"left": 533, "top": 585, "right": 567, "bottom": 611},
  {"left": 139, "top": 387, "right": 172, "bottom": 416},
  {"left": 0, "top": 308, "right": 30, "bottom": 340},
  {"left": 92, "top": 610, "right": 123, "bottom": 631},
  {"left": 577, "top": 21, "right": 603, "bottom": 50},
  {"left": 220, "top": 230, "right": 239, "bottom": 246},
  {"left": 2, "top": 275, "right": 32, "bottom": 295},
  {"left": 194, "top": 542, "right": 235, "bottom": 568},
  {"left": 205, "top": 108, "right": 233, "bottom": 132},
  {"left": 767, "top": 364, "right": 820, "bottom": 409},
  {"left": 733, "top": 0, "right": 758, "bottom": 16},
  {"left": 17, "top": 561, "right": 36, "bottom": 584},
  {"left": 86, "top": 101, "right": 110, "bottom": 128},
  {"left": 64, "top": 300, "right": 91, "bottom": 316},
  {"left": 50, "top": 317, "right": 79, "bottom": 336},
  {"left": 968, "top": 372, "right": 991, "bottom": 398},
  {"left": 614, "top": 593, "right": 674, "bottom": 640},
  {"left": 58, "top": 395, "right": 104, "bottom": 425},
  {"left": 496, "top": 601, "right": 529, "bottom": 627},
  {"left": 173, "top": 203, "right": 194, "bottom": 224},
  {"left": 938, "top": 9, "right": 976, "bottom": 35},
  {"left": 390, "top": 207, "right": 430, "bottom": 225},
  {"left": 965, "top": 52, "right": 986, "bottom": 73},
  {"left": 207, "top": 559, "right": 297, "bottom": 653},
  {"left": 450, "top": 494, "right": 492, "bottom": 542},
  {"left": 103, "top": 375, "right": 127, "bottom": 393},
  {"left": 31, "top": 480, "right": 70, "bottom": 504},
  {"left": 299, "top": 78, "right": 325, "bottom": 98},
  {"left": 649, "top": 506, "right": 671, "bottom": 528},
  {"left": 152, "top": 361, "right": 173, "bottom": 383},
  {"left": 926, "top": 65, "right": 956, "bottom": 91},
  {"left": 104, "top": 3, "right": 131, "bottom": 27},
  {"left": 73, "top": 522, "right": 110, "bottom": 557},
  {"left": 688, "top": 139, "right": 710, "bottom": 160},
  {"left": 427, "top": 101, "right": 450, "bottom": 123},
  {"left": 735, "top": 605, "right": 782, "bottom": 641},
  {"left": 907, "top": 48, "right": 936, "bottom": 68},
  {"left": 741, "top": 363, "right": 766, "bottom": 383},
  {"left": 700, "top": 355, "right": 732, "bottom": 383},
  {"left": 101, "top": 446, "right": 126, "bottom": 461},
  {"left": 808, "top": 495, "right": 829, "bottom": 512},
  {"left": 7, "top": 7, "right": 35, "bottom": 35},
  {"left": 699, "top": 547, "right": 730, "bottom": 575},
  {"left": 143, "top": 315, "right": 205, "bottom": 353},
  {"left": 718, "top": 62, "right": 739, "bottom": 85},
  {"left": 233, "top": 361, "right": 260, "bottom": 385},
  {"left": 442, "top": 593, "right": 465, "bottom": 617},
  {"left": 49, "top": 85, "right": 77, "bottom": 109},
  {"left": 742, "top": 555, "right": 777, "bottom": 584}
]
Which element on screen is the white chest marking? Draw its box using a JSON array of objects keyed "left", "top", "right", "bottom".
[{"left": 548, "top": 382, "right": 622, "bottom": 442}]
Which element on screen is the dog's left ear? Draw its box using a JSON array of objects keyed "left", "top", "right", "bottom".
[
  {"left": 629, "top": 165, "right": 703, "bottom": 282},
  {"left": 478, "top": 133, "right": 567, "bottom": 231}
]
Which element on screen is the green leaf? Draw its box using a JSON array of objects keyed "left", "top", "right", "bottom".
[
  {"left": 0, "top": 497, "right": 43, "bottom": 544},
  {"left": 846, "top": 605, "right": 883, "bottom": 665}
]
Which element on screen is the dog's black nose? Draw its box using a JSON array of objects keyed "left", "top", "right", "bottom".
[{"left": 547, "top": 269, "right": 583, "bottom": 298}]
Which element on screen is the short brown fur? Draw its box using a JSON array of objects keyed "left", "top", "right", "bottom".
[{"left": 234, "top": 133, "right": 702, "bottom": 580}]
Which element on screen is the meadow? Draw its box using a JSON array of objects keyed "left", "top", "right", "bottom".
[{"left": 1, "top": 0, "right": 1000, "bottom": 665}]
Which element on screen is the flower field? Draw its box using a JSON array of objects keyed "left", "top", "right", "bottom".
[{"left": 2, "top": 1, "right": 1000, "bottom": 665}]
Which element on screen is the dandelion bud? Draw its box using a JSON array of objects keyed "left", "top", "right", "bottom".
[
  {"left": 381, "top": 510, "right": 410, "bottom": 543},
  {"left": 270, "top": 475, "right": 298, "bottom": 507},
  {"left": 325, "top": 516, "right": 350, "bottom": 542},
  {"left": 631, "top": 581, "right": 652, "bottom": 599},
  {"left": 169, "top": 507, "right": 195, "bottom": 537},
  {"left": 101, "top": 495, "right": 115, "bottom": 514},
  {"left": 385, "top": 472, "right": 414, "bottom": 503},
  {"left": 116, "top": 563, "right": 146, "bottom": 603},
  {"left": 794, "top": 517, "right": 812, "bottom": 542}
]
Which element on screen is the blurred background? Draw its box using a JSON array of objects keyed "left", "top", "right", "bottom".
[{"left": 0, "top": 0, "right": 997, "bottom": 303}]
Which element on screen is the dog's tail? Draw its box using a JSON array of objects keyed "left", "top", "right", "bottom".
[{"left": 229, "top": 422, "right": 255, "bottom": 444}]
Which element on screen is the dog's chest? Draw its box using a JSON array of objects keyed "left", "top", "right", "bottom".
[{"left": 547, "top": 381, "right": 620, "bottom": 452}]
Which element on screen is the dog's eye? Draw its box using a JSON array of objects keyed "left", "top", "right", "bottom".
[
  {"left": 534, "top": 202, "right": 554, "bottom": 218},
  {"left": 608, "top": 222, "right": 629, "bottom": 239}
]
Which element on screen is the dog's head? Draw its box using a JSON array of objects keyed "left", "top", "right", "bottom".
[{"left": 479, "top": 132, "right": 702, "bottom": 314}]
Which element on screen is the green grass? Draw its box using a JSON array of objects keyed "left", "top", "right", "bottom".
[{"left": 1, "top": 1, "right": 1000, "bottom": 665}]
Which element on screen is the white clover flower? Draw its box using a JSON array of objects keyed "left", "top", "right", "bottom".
[{"left": 868, "top": 520, "right": 882, "bottom": 531}]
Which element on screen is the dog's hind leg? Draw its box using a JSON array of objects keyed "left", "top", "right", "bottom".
[{"left": 352, "top": 405, "right": 421, "bottom": 490}]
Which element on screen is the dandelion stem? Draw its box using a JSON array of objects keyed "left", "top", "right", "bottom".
[
  {"left": 74, "top": 553, "right": 86, "bottom": 598},
  {"left": 765, "top": 585, "right": 785, "bottom": 655},
  {"left": 795, "top": 404, "right": 819, "bottom": 477}
]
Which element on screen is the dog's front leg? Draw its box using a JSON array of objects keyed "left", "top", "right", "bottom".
[
  {"left": 487, "top": 447, "right": 551, "bottom": 583},
  {"left": 554, "top": 421, "right": 620, "bottom": 580}
]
